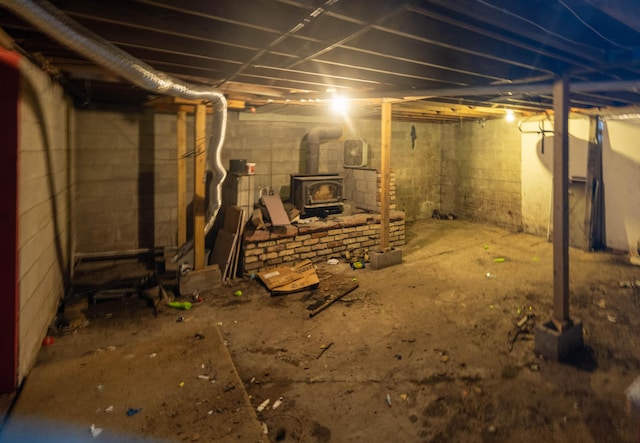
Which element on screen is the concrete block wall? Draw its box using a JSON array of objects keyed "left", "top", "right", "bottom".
[
  {"left": 74, "top": 111, "right": 192, "bottom": 253},
  {"left": 339, "top": 118, "right": 441, "bottom": 221},
  {"left": 243, "top": 211, "right": 405, "bottom": 273},
  {"left": 71, "top": 109, "right": 525, "bottom": 254},
  {"left": 343, "top": 168, "right": 380, "bottom": 212},
  {"left": 18, "top": 60, "right": 72, "bottom": 383},
  {"left": 440, "top": 118, "right": 522, "bottom": 230},
  {"left": 226, "top": 114, "right": 343, "bottom": 201},
  {"left": 74, "top": 110, "right": 144, "bottom": 252}
]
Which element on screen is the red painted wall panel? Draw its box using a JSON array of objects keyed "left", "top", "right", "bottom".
[{"left": 0, "top": 52, "right": 20, "bottom": 394}]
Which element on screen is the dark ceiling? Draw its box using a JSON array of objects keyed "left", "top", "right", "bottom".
[{"left": 2, "top": 0, "right": 640, "bottom": 121}]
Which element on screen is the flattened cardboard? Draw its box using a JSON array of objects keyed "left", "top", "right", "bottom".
[{"left": 257, "top": 260, "right": 318, "bottom": 293}]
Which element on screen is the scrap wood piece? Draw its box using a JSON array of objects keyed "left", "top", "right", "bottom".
[
  {"left": 178, "top": 264, "right": 222, "bottom": 296},
  {"left": 223, "top": 206, "right": 244, "bottom": 280},
  {"left": 316, "top": 342, "right": 334, "bottom": 359},
  {"left": 257, "top": 260, "right": 316, "bottom": 292},
  {"left": 309, "top": 280, "right": 359, "bottom": 318},
  {"left": 210, "top": 230, "right": 237, "bottom": 280},
  {"left": 260, "top": 195, "right": 290, "bottom": 226},
  {"left": 271, "top": 265, "right": 319, "bottom": 295}
]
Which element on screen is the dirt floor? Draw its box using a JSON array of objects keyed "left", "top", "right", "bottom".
[{"left": 1, "top": 218, "right": 640, "bottom": 442}]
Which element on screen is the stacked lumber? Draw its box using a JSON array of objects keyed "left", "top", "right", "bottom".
[{"left": 210, "top": 205, "right": 245, "bottom": 281}]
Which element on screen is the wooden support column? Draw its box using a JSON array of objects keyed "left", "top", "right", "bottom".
[
  {"left": 379, "top": 99, "right": 392, "bottom": 252},
  {"left": 552, "top": 76, "right": 571, "bottom": 328},
  {"left": 194, "top": 103, "right": 206, "bottom": 269},
  {"left": 177, "top": 110, "right": 187, "bottom": 246},
  {"left": 534, "top": 75, "right": 582, "bottom": 360}
]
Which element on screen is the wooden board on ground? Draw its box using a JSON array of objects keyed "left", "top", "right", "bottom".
[
  {"left": 210, "top": 230, "right": 237, "bottom": 278},
  {"left": 260, "top": 195, "right": 290, "bottom": 226},
  {"left": 230, "top": 218, "right": 245, "bottom": 280},
  {"left": 178, "top": 264, "right": 222, "bottom": 296},
  {"left": 307, "top": 277, "right": 360, "bottom": 317}
]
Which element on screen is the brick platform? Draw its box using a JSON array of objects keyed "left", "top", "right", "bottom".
[{"left": 243, "top": 211, "right": 405, "bottom": 274}]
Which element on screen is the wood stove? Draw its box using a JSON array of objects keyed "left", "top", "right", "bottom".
[{"left": 291, "top": 174, "right": 343, "bottom": 218}]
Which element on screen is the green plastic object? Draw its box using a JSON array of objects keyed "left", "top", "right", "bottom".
[
  {"left": 167, "top": 301, "right": 192, "bottom": 310},
  {"left": 493, "top": 257, "right": 505, "bottom": 263}
]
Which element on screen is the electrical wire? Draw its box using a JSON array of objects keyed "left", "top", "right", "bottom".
[
  {"left": 474, "top": 0, "right": 604, "bottom": 53},
  {"left": 557, "top": 0, "right": 635, "bottom": 50}
]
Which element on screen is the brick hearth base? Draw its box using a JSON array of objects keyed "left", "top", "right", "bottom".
[{"left": 243, "top": 210, "right": 405, "bottom": 274}]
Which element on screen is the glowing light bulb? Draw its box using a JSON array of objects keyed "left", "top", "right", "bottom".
[{"left": 505, "top": 109, "right": 515, "bottom": 122}]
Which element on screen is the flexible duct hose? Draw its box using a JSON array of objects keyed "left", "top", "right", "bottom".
[{"left": 0, "top": 0, "right": 227, "bottom": 235}]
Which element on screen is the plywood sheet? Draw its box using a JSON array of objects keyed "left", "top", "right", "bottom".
[{"left": 210, "top": 230, "right": 237, "bottom": 278}]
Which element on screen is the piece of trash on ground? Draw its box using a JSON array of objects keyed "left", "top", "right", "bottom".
[
  {"left": 257, "top": 399, "right": 270, "bottom": 412},
  {"left": 90, "top": 424, "right": 102, "bottom": 438},
  {"left": 386, "top": 393, "right": 392, "bottom": 407},
  {"left": 327, "top": 258, "right": 339, "bottom": 265},
  {"left": 272, "top": 397, "right": 283, "bottom": 409},
  {"left": 167, "top": 301, "right": 192, "bottom": 310},
  {"left": 126, "top": 407, "right": 142, "bottom": 417}
]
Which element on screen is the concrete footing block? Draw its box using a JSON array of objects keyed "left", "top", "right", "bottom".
[
  {"left": 370, "top": 248, "right": 402, "bottom": 270},
  {"left": 534, "top": 318, "right": 583, "bottom": 361}
]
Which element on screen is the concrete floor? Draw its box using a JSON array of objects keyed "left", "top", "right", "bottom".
[{"left": 1, "top": 219, "right": 640, "bottom": 442}]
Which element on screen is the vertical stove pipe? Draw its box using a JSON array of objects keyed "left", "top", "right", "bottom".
[{"left": 305, "top": 126, "right": 343, "bottom": 174}]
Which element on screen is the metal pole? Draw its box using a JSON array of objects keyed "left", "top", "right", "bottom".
[{"left": 552, "top": 75, "right": 570, "bottom": 329}]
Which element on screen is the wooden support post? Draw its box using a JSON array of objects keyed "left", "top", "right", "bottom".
[
  {"left": 194, "top": 104, "right": 206, "bottom": 269},
  {"left": 379, "top": 99, "right": 391, "bottom": 252},
  {"left": 534, "top": 75, "right": 582, "bottom": 360},
  {"left": 177, "top": 110, "right": 187, "bottom": 246},
  {"left": 552, "top": 76, "right": 571, "bottom": 329}
]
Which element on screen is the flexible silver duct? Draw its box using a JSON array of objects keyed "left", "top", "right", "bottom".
[{"left": 0, "top": 0, "right": 227, "bottom": 235}]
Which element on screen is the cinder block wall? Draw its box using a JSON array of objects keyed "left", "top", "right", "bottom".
[
  {"left": 72, "top": 109, "right": 522, "bottom": 253},
  {"left": 18, "top": 61, "right": 72, "bottom": 383},
  {"left": 440, "top": 118, "right": 522, "bottom": 230},
  {"left": 74, "top": 111, "right": 194, "bottom": 253}
]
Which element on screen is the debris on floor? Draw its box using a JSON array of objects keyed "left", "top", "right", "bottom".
[
  {"left": 308, "top": 278, "right": 359, "bottom": 318},
  {"left": 508, "top": 306, "right": 536, "bottom": 352},
  {"left": 257, "top": 260, "right": 319, "bottom": 295},
  {"left": 431, "top": 209, "right": 457, "bottom": 220}
]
